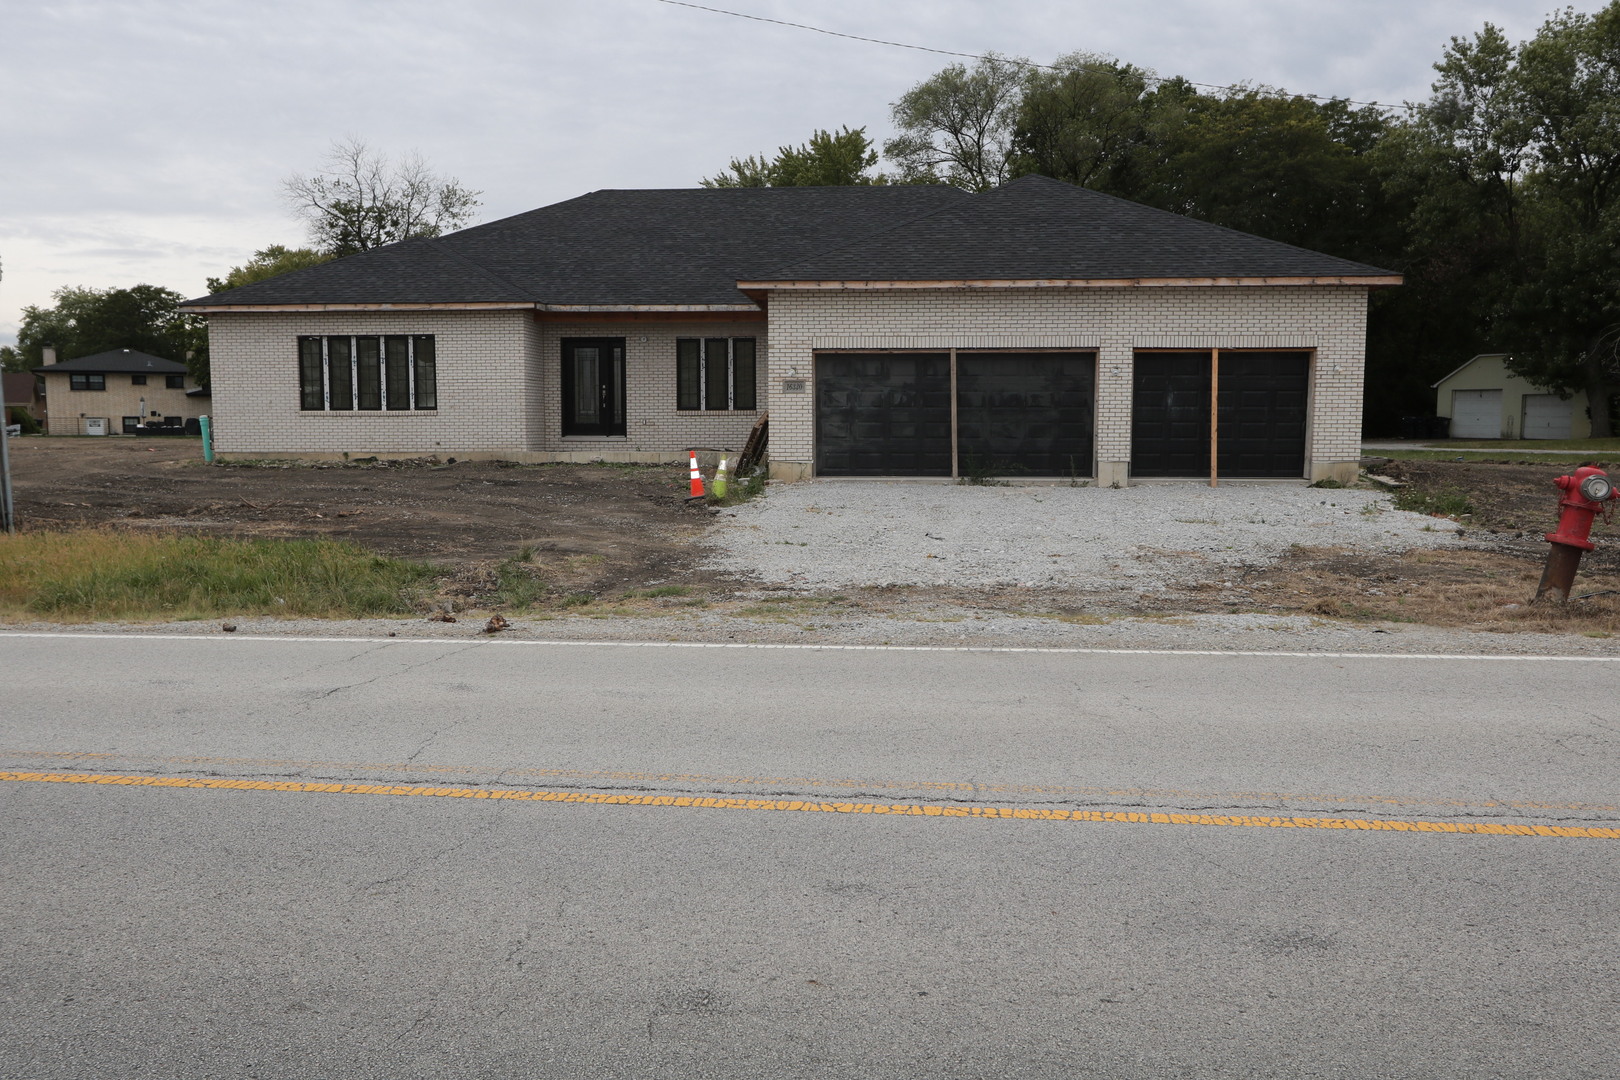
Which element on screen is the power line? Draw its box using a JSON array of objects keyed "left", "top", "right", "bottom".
[{"left": 654, "top": 0, "right": 1413, "bottom": 112}]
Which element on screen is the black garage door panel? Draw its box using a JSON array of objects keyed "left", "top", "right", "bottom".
[
  {"left": 816, "top": 354, "right": 951, "bottom": 476},
  {"left": 1132, "top": 353, "right": 1211, "bottom": 477},
  {"left": 1217, "top": 352, "right": 1309, "bottom": 478},
  {"left": 1132, "top": 351, "right": 1309, "bottom": 478},
  {"left": 957, "top": 352, "right": 1094, "bottom": 477}
]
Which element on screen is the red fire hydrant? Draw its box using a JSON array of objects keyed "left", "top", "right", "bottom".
[{"left": 1535, "top": 465, "right": 1616, "bottom": 602}]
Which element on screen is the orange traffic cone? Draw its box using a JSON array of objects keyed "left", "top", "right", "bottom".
[{"left": 687, "top": 451, "right": 706, "bottom": 499}]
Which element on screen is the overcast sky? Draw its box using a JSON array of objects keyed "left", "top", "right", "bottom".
[{"left": 0, "top": 0, "right": 1593, "bottom": 349}]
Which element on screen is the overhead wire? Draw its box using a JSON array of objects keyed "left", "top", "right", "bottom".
[{"left": 653, "top": 0, "right": 1415, "bottom": 112}]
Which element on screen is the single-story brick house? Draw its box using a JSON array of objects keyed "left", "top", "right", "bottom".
[
  {"left": 32, "top": 347, "right": 200, "bottom": 436},
  {"left": 184, "top": 175, "right": 1398, "bottom": 484}
]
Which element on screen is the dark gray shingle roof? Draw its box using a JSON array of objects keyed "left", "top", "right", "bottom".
[
  {"left": 185, "top": 185, "right": 973, "bottom": 308},
  {"left": 183, "top": 177, "right": 1394, "bottom": 310},
  {"left": 33, "top": 349, "right": 187, "bottom": 374},
  {"left": 752, "top": 175, "right": 1394, "bottom": 282}
]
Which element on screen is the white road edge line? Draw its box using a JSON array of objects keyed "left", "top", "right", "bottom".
[{"left": 0, "top": 630, "right": 1615, "bottom": 662}]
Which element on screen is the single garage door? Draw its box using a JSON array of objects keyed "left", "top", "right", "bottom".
[
  {"left": 1450, "top": 389, "right": 1501, "bottom": 439},
  {"left": 816, "top": 352, "right": 1095, "bottom": 477},
  {"left": 1131, "top": 351, "right": 1310, "bottom": 478},
  {"left": 1522, "top": 394, "right": 1573, "bottom": 440},
  {"left": 956, "top": 352, "right": 1094, "bottom": 478},
  {"left": 816, "top": 353, "right": 951, "bottom": 476}
]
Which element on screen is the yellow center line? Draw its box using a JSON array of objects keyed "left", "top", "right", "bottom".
[
  {"left": 9, "top": 750, "right": 1610, "bottom": 813},
  {"left": 3, "top": 771, "right": 1615, "bottom": 839}
]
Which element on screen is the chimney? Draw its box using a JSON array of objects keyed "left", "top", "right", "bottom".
[{"left": 41, "top": 345, "right": 57, "bottom": 365}]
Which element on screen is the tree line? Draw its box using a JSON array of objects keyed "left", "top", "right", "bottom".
[{"left": 705, "top": 5, "right": 1620, "bottom": 435}]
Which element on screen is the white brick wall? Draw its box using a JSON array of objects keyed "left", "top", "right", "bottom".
[
  {"left": 764, "top": 286, "right": 1369, "bottom": 482},
  {"left": 205, "top": 311, "right": 766, "bottom": 457},
  {"left": 529, "top": 319, "right": 766, "bottom": 454}
]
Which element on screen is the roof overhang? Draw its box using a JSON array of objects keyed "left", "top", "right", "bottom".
[
  {"left": 180, "top": 301, "right": 542, "bottom": 314},
  {"left": 736, "top": 275, "right": 1403, "bottom": 290},
  {"left": 1431, "top": 352, "right": 1511, "bottom": 389},
  {"left": 182, "top": 301, "right": 764, "bottom": 314}
]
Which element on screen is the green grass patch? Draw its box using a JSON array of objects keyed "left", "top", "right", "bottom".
[
  {"left": 0, "top": 530, "right": 437, "bottom": 621},
  {"left": 707, "top": 469, "right": 767, "bottom": 506},
  {"left": 623, "top": 584, "right": 692, "bottom": 599},
  {"left": 1391, "top": 486, "right": 1475, "bottom": 517},
  {"left": 493, "top": 559, "right": 548, "bottom": 609}
]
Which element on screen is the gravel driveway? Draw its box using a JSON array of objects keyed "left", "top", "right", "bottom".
[{"left": 708, "top": 481, "right": 1466, "bottom": 590}]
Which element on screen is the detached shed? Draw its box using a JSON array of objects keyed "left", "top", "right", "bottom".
[{"left": 1433, "top": 354, "right": 1591, "bottom": 440}]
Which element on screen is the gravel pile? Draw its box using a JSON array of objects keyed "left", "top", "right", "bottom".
[{"left": 706, "top": 481, "right": 1468, "bottom": 590}]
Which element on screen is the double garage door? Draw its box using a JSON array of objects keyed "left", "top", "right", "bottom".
[
  {"left": 815, "top": 350, "right": 1310, "bottom": 478},
  {"left": 1131, "top": 351, "right": 1311, "bottom": 478},
  {"left": 816, "top": 352, "right": 1095, "bottom": 477}
]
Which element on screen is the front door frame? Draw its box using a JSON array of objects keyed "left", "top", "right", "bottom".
[{"left": 561, "top": 337, "right": 627, "bottom": 437}]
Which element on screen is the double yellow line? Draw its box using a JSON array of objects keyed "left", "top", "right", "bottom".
[{"left": 4, "top": 771, "right": 1615, "bottom": 839}]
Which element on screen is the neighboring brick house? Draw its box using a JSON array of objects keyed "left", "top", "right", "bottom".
[
  {"left": 184, "top": 175, "right": 1399, "bottom": 484},
  {"left": 32, "top": 348, "right": 199, "bottom": 435}
]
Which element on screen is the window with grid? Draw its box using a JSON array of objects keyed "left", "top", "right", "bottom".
[
  {"left": 297, "top": 335, "right": 437, "bottom": 411},
  {"left": 676, "top": 337, "right": 756, "bottom": 411}
]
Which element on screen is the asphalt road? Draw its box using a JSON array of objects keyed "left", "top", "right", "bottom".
[{"left": 3, "top": 632, "right": 1618, "bottom": 1079}]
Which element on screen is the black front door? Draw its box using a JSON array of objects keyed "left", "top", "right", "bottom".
[{"left": 562, "top": 338, "right": 626, "bottom": 436}]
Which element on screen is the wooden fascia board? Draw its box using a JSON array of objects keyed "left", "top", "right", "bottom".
[
  {"left": 185, "top": 301, "right": 767, "bottom": 315},
  {"left": 735, "top": 275, "right": 1404, "bottom": 290},
  {"left": 181, "top": 302, "right": 541, "bottom": 314},
  {"left": 537, "top": 303, "right": 760, "bottom": 312},
  {"left": 533, "top": 309, "right": 766, "bottom": 323}
]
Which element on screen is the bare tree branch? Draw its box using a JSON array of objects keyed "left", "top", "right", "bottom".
[{"left": 283, "top": 137, "right": 482, "bottom": 256}]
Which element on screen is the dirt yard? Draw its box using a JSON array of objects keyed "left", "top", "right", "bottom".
[
  {"left": 5, "top": 437, "right": 1618, "bottom": 632},
  {"left": 3, "top": 438, "right": 725, "bottom": 607}
]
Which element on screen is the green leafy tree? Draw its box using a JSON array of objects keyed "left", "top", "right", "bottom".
[
  {"left": 886, "top": 54, "right": 1029, "bottom": 190},
  {"left": 283, "top": 138, "right": 482, "bottom": 256},
  {"left": 206, "top": 245, "right": 332, "bottom": 294},
  {"left": 1497, "top": 5, "right": 1620, "bottom": 433},
  {"left": 16, "top": 285, "right": 209, "bottom": 384},
  {"left": 702, "top": 126, "right": 885, "bottom": 188},
  {"left": 1390, "top": 7, "right": 1620, "bottom": 434},
  {"left": 1008, "top": 55, "right": 1169, "bottom": 199},
  {"left": 1, "top": 345, "right": 28, "bottom": 374}
]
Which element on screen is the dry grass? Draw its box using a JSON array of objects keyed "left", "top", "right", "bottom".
[
  {"left": 1258, "top": 547, "right": 1620, "bottom": 634},
  {"left": 0, "top": 530, "right": 437, "bottom": 622}
]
